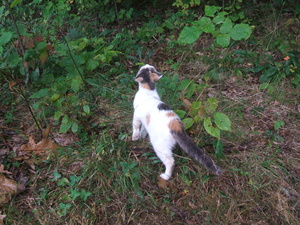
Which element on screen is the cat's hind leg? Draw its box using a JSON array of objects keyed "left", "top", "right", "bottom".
[{"left": 153, "top": 145, "right": 175, "bottom": 180}]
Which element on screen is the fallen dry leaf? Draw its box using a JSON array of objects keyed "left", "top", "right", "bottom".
[
  {"left": 0, "top": 165, "right": 12, "bottom": 175},
  {"left": 19, "top": 126, "right": 60, "bottom": 166},
  {"left": 0, "top": 173, "right": 18, "bottom": 205}
]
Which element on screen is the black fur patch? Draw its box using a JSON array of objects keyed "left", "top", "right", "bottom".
[
  {"left": 136, "top": 68, "right": 156, "bottom": 90},
  {"left": 158, "top": 103, "right": 170, "bottom": 111}
]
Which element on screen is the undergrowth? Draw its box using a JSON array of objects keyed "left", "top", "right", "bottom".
[{"left": 1, "top": 0, "right": 300, "bottom": 224}]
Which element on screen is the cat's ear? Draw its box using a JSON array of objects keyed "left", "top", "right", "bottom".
[
  {"left": 135, "top": 77, "right": 143, "bottom": 82},
  {"left": 150, "top": 72, "right": 163, "bottom": 82}
]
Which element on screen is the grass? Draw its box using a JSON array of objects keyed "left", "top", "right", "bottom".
[
  {"left": 2, "top": 78, "right": 299, "bottom": 224},
  {"left": 1, "top": 3, "right": 300, "bottom": 225}
]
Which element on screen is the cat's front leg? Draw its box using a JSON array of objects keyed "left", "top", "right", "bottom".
[
  {"left": 132, "top": 116, "right": 141, "bottom": 141},
  {"left": 140, "top": 125, "right": 148, "bottom": 139}
]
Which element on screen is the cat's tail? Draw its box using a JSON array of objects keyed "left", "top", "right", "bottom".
[{"left": 169, "top": 119, "right": 222, "bottom": 176}]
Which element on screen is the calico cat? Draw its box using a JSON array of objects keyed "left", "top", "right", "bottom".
[{"left": 132, "top": 64, "right": 222, "bottom": 180}]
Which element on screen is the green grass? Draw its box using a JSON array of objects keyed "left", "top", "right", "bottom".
[{"left": 1, "top": 2, "right": 300, "bottom": 225}]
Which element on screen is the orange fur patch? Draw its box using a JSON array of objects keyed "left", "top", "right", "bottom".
[
  {"left": 146, "top": 114, "right": 151, "bottom": 125},
  {"left": 141, "top": 83, "right": 151, "bottom": 90},
  {"left": 168, "top": 119, "right": 183, "bottom": 133},
  {"left": 166, "top": 112, "right": 176, "bottom": 118}
]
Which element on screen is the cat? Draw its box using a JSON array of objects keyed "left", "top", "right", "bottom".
[{"left": 132, "top": 64, "right": 222, "bottom": 180}]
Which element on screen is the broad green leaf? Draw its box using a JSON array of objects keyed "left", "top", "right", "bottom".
[
  {"left": 204, "top": 117, "right": 220, "bottom": 139},
  {"left": 174, "top": 109, "right": 186, "bottom": 119},
  {"left": 220, "top": 18, "right": 233, "bottom": 34},
  {"left": 71, "top": 79, "right": 80, "bottom": 92},
  {"left": 194, "top": 17, "right": 214, "bottom": 33},
  {"left": 213, "top": 11, "right": 228, "bottom": 24},
  {"left": 182, "top": 118, "right": 194, "bottom": 130},
  {"left": 62, "top": 115, "right": 69, "bottom": 124},
  {"left": 30, "top": 88, "right": 49, "bottom": 98},
  {"left": 86, "top": 59, "right": 99, "bottom": 71},
  {"left": 7, "top": 52, "right": 21, "bottom": 67},
  {"left": 59, "top": 121, "right": 72, "bottom": 133},
  {"left": 0, "top": 32, "right": 13, "bottom": 46},
  {"left": 83, "top": 105, "right": 90, "bottom": 114},
  {"left": 205, "top": 5, "right": 221, "bottom": 17},
  {"left": 178, "top": 79, "right": 192, "bottom": 90},
  {"left": 205, "top": 97, "right": 218, "bottom": 114},
  {"left": 216, "top": 34, "right": 230, "bottom": 48},
  {"left": 35, "top": 42, "right": 48, "bottom": 51},
  {"left": 230, "top": 24, "right": 252, "bottom": 41},
  {"left": 214, "top": 112, "right": 231, "bottom": 131},
  {"left": 178, "top": 26, "right": 203, "bottom": 45}
]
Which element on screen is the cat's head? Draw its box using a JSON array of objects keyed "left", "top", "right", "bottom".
[{"left": 135, "top": 64, "right": 163, "bottom": 90}]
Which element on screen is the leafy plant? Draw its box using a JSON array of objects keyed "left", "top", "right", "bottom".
[{"left": 178, "top": 5, "right": 253, "bottom": 47}]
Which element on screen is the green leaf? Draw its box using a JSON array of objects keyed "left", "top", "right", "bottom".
[
  {"left": 59, "top": 121, "right": 72, "bottom": 133},
  {"left": 205, "top": 5, "right": 221, "bottom": 17},
  {"left": 7, "top": 52, "right": 21, "bottom": 67},
  {"left": 230, "top": 24, "right": 252, "bottom": 41},
  {"left": 182, "top": 118, "right": 194, "bottom": 130},
  {"left": 174, "top": 109, "right": 186, "bottom": 119},
  {"left": 83, "top": 105, "right": 90, "bottom": 114},
  {"left": 214, "top": 139, "right": 224, "bottom": 160},
  {"left": 54, "top": 111, "right": 62, "bottom": 120},
  {"left": 220, "top": 18, "right": 233, "bottom": 34},
  {"left": 50, "top": 93, "right": 60, "bottom": 102},
  {"left": 0, "top": 32, "right": 13, "bottom": 46},
  {"left": 71, "top": 122, "right": 79, "bottom": 133},
  {"left": 259, "top": 82, "right": 269, "bottom": 90},
  {"left": 57, "top": 177, "right": 70, "bottom": 186},
  {"left": 71, "top": 79, "right": 80, "bottom": 92},
  {"left": 274, "top": 120, "right": 284, "bottom": 131},
  {"left": 62, "top": 115, "right": 69, "bottom": 124},
  {"left": 216, "top": 34, "right": 230, "bottom": 48},
  {"left": 30, "top": 88, "right": 49, "bottom": 98},
  {"left": 86, "top": 59, "right": 99, "bottom": 71},
  {"left": 35, "top": 42, "right": 48, "bottom": 51},
  {"left": 194, "top": 17, "right": 215, "bottom": 33},
  {"left": 212, "top": 11, "right": 228, "bottom": 24},
  {"left": 205, "top": 97, "right": 218, "bottom": 114},
  {"left": 10, "top": 0, "right": 22, "bottom": 8},
  {"left": 204, "top": 117, "right": 220, "bottom": 139},
  {"left": 52, "top": 171, "right": 61, "bottom": 181},
  {"left": 190, "top": 101, "right": 202, "bottom": 116},
  {"left": 178, "top": 26, "right": 203, "bottom": 45},
  {"left": 214, "top": 112, "right": 231, "bottom": 131}
]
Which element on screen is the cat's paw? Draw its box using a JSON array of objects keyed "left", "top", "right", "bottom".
[
  {"left": 160, "top": 173, "right": 171, "bottom": 180},
  {"left": 132, "top": 133, "right": 139, "bottom": 141}
]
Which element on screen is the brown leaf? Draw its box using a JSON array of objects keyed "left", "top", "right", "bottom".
[
  {"left": 9, "top": 81, "right": 17, "bottom": 91},
  {"left": 0, "top": 173, "right": 18, "bottom": 205},
  {"left": 181, "top": 98, "right": 192, "bottom": 111},
  {"left": 0, "top": 165, "right": 12, "bottom": 175}
]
